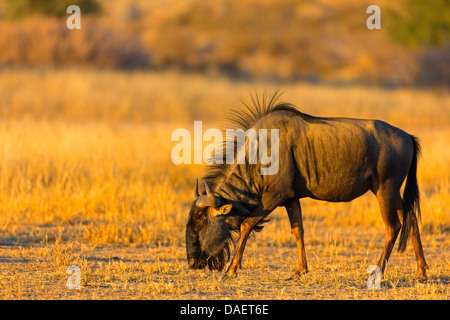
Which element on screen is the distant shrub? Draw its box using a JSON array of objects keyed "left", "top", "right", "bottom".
[
  {"left": 386, "top": 0, "right": 450, "bottom": 48},
  {"left": 0, "top": 17, "right": 149, "bottom": 68},
  {"left": 417, "top": 45, "right": 450, "bottom": 86},
  {"left": 143, "top": 0, "right": 417, "bottom": 85},
  {"left": 1, "top": 0, "right": 101, "bottom": 19}
]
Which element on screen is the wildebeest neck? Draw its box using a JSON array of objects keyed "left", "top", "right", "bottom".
[{"left": 206, "top": 167, "right": 262, "bottom": 234}]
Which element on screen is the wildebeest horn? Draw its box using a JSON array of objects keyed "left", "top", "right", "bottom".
[
  {"left": 194, "top": 179, "right": 199, "bottom": 197},
  {"left": 204, "top": 180, "right": 220, "bottom": 207}
]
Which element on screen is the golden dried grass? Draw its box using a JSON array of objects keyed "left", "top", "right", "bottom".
[
  {"left": 0, "top": 69, "right": 448, "bottom": 299},
  {"left": 0, "top": 68, "right": 448, "bottom": 246}
]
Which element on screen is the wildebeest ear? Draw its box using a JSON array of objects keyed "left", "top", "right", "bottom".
[{"left": 210, "top": 204, "right": 232, "bottom": 217}]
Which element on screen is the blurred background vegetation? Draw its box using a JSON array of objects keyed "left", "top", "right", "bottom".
[{"left": 0, "top": 0, "right": 448, "bottom": 87}]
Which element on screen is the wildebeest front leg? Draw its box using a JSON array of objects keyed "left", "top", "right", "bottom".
[
  {"left": 223, "top": 200, "right": 276, "bottom": 280},
  {"left": 284, "top": 198, "right": 308, "bottom": 279}
]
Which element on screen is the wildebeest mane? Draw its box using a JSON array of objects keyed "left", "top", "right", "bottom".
[
  {"left": 203, "top": 91, "right": 325, "bottom": 190},
  {"left": 201, "top": 91, "right": 326, "bottom": 236}
]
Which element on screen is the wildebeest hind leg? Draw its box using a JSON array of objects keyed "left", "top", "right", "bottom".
[
  {"left": 284, "top": 198, "right": 308, "bottom": 279},
  {"left": 376, "top": 189, "right": 402, "bottom": 277},
  {"left": 396, "top": 202, "right": 429, "bottom": 280}
]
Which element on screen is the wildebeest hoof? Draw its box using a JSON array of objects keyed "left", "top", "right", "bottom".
[
  {"left": 221, "top": 272, "right": 237, "bottom": 282},
  {"left": 417, "top": 270, "right": 428, "bottom": 282},
  {"left": 286, "top": 269, "right": 307, "bottom": 281},
  {"left": 417, "top": 263, "right": 429, "bottom": 281}
]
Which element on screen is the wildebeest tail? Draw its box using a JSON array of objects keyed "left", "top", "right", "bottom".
[{"left": 398, "top": 135, "right": 421, "bottom": 253}]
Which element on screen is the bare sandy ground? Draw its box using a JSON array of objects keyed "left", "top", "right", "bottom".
[{"left": 0, "top": 225, "right": 448, "bottom": 300}]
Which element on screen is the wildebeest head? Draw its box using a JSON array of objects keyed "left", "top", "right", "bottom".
[{"left": 186, "top": 180, "right": 233, "bottom": 271}]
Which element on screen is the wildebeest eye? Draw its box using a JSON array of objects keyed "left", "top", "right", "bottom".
[{"left": 194, "top": 206, "right": 208, "bottom": 219}]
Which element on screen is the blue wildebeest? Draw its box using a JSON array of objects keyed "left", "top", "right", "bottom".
[{"left": 185, "top": 93, "right": 428, "bottom": 280}]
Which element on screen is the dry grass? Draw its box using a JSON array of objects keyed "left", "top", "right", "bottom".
[{"left": 0, "top": 68, "right": 448, "bottom": 299}]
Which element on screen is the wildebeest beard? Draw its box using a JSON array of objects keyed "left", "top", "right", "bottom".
[
  {"left": 198, "top": 215, "right": 234, "bottom": 271},
  {"left": 195, "top": 212, "right": 266, "bottom": 271},
  {"left": 186, "top": 180, "right": 267, "bottom": 272}
]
